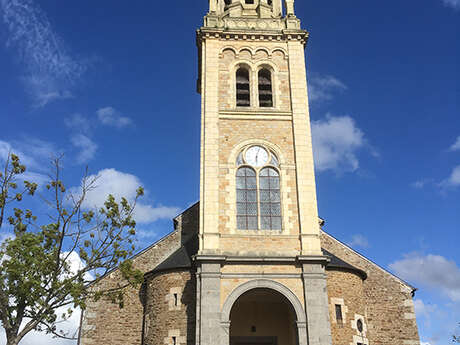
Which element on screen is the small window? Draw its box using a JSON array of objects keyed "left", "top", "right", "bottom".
[
  {"left": 173, "top": 293, "right": 178, "bottom": 306},
  {"left": 357, "top": 319, "right": 364, "bottom": 333},
  {"left": 258, "top": 69, "right": 273, "bottom": 107},
  {"left": 236, "top": 68, "right": 250, "bottom": 107},
  {"left": 245, "top": 0, "right": 255, "bottom": 4},
  {"left": 335, "top": 304, "right": 343, "bottom": 324},
  {"left": 267, "top": 0, "right": 273, "bottom": 5}
]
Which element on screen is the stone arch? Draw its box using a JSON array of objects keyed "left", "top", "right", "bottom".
[
  {"left": 254, "top": 47, "right": 270, "bottom": 59},
  {"left": 228, "top": 139, "right": 285, "bottom": 166},
  {"left": 220, "top": 46, "right": 238, "bottom": 58},
  {"left": 271, "top": 47, "right": 288, "bottom": 60},
  {"left": 220, "top": 279, "right": 308, "bottom": 345},
  {"left": 238, "top": 47, "right": 253, "bottom": 60}
]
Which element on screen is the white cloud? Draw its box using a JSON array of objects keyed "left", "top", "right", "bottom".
[
  {"left": 96, "top": 107, "right": 132, "bottom": 128},
  {"left": 0, "top": 138, "right": 55, "bottom": 186},
  {"left": 135, "top": 204, "right": 182, "bottom": 224},
  {"left": 308, "top": 75, "right": 347, "bottom": 103},
  {"left": 450, "top": 136, "right": 460, "bottom": 151},
  {"left": 65, "top": 113, "right": 92, "bottom": 134},
  {"left": 311, "top": 115, "right": 368, "bottom": 173},
  {"left": 414, "top": 299, "right": 437, "bottom": 319},
  {"left": 389, "top": 253, "right": 460, "bottom": 302},
  {"left": 1, "top": 314, "right": 79, "bottom": 345},
  {"left": 440, "top": 165, "right": 460, "bottom": 188},
  {"left": 71, "top": 134, "right": 97, "bottom": 164},
  {"left": 1, "top": 0, "right": 86, "bottom": 107},
  {"left": 412, "top": 179, "right": 433, "bottom": 189},
  {"left": 347, "top": 234, "right": 369, "bottom": 248},
  {"left": 69, "top": 168, "right": 180, "bottom": 224},
  {"left": 443, "top": 0, "right": 460, "bottom": 9}
]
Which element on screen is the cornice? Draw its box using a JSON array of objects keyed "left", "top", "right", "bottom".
[
  {"left": 196, "top": 27, "right": 309, "bottom": 46},
  {"left": 194, "top": 254, "right": 331, "bottom": 264}
]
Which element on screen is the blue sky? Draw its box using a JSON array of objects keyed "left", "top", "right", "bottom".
[{"left": 0, "top": 0, "right": 459, "bottom": 344}]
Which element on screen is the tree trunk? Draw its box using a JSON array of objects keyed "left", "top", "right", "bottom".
[{"left": 6, "top": 330, "right": 20, "bottom": 345}]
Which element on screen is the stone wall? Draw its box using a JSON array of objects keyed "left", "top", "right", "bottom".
[
  {"left": 326, "top": 270, "right": 367, "bottom": 345},
  {"left": 79, "top": 204, "right": 199, "bottom": 345},
  {"left": 78, "top": 230, "right": 182, "bottom": 345},
  {"left": 321, "top": 231, "right": 420, "bottom": 345},
  {"left": 143, "top": 270, "right": 196, "bottom": 345}
]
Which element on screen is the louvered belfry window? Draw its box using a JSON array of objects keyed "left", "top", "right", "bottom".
[
  {"left": 236, "top": 67, "right": 250, "bottom": 107},
  {"left": 258, "top": 68, "right": 273, "bottom": 107},
  {"left": 236, "top": 146, "right": 282, "bottom": 230}
]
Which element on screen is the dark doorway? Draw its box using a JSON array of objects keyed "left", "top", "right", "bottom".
[
  {"left": 230, "top": 336, "right": 277, "bottom": 345},
  {"left": 229, "top": 288, "right": 297, "bottom": 345}
]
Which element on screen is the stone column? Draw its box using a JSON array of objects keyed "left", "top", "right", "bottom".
[
  {"left": 209, "top": 0, "right": 218, "bottom": 13},
  {"left": 301, "top": 260, "right": 332, "bottom": 345},
  {"left": 273, "top": 0, "right": 282, "bottom": 17},
  {"left": 197, "top": 261, "right": 222, "bottom": 345},
  {"left": 285, "top": 0, "right": 295, "bottom": 16}
]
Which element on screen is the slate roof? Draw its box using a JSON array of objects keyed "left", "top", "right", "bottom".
[
  {"left": 146, "top": 246, "right": 192, "bottom": 276},
  {"left": 145, "top": 245, "right": 367, "bottom": 281},
  {"left": 322, "top": 248, "right": 368, "bottom": 280}
]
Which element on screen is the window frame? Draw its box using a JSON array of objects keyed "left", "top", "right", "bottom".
[
  {"left": 257, "top": 68, "right": 274, "bottom": 108},
  {"left": 235, "top": 145, "right": 282, "bottom": 231},
  {"left": 236, "top": 66, "right": 251, "bottom": 107}
]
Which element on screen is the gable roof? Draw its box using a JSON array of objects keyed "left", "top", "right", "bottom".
[
  {"left": 147, "top": 246, "right": 192, "bottom": 275},
  {"left": 321, "top": 230, "right": 416, "bottom": 291},
  {"left": 323, "top": 248, "right": 368, "bottom": 280}
]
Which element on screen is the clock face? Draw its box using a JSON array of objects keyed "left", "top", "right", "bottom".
[{"left": 245, "top": 146, "right": 269, "bottom": 167}]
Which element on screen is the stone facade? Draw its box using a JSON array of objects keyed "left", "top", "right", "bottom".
[
  {"left": 79, "top": 204, "right": 198, "bottom": 345},
  {"left": 143, "top": 270, "right": 196, "bottom": 345},
  {"left": 321, "top": 231, "right": 420, "bottom": 345},
  {"left": 79, "top": 220, "right": 421, "bottom": 345},
  {"left": 79, "top": 1, "right": 420, "bottom": 344}
]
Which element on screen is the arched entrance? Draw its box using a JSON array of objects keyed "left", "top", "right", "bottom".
[
  {"left": 221, "top": 280, "right": 308, "bottom": 345},
  {"left": 230, "top": 288, "right": 296, "bottom": 345}
]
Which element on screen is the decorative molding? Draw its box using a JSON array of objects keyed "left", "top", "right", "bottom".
[
  {"left": 219, "top": 114, "right": 292, "bottom": 121},
  {"left": 221, "top": 279, "right": 306, "bottom": 323},
  {"left": 222, "top": 273, "right": 301, "bottom": 279},
  {"left": 197, "top": 28, "right": 309, "bottom": 46}
]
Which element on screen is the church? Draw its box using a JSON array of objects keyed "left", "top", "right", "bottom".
[{"left": 78, "top": 1, "right": 421, "bottom": 345}]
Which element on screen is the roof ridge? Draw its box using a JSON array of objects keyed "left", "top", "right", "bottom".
[{"left": 321, "top": 230, "right": 416, "bottom": 291}]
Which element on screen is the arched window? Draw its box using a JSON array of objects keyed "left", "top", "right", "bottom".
[
  {"left": 259, "top": 168, "right": 281, "bottom": 230},
  {"left": 236, "top": 167, "right": 258, "bottom": 230},
  {"left": 258, "top": 68, "right": 273, "bottom": 107},
  {"left": 236, "top": 67, "right": 250, "bottom": 107},
  {"left": 236, "top": 145, "right": 281, "bottom": 230}
]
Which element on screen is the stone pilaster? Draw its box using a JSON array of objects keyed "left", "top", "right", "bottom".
[
  {"left": 197, "top": 260, "right": 222, "bottom": 345},
  {"left": 301, "top": 258, "right": 333, "bottom": 345}
]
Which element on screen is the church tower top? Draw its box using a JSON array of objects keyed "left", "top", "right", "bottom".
[{"left": 204, "top": 0, "right": 301, "bottom": 31}]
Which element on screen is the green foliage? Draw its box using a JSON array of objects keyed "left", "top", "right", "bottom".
[{"left": 0, "top": 154, "right": 144, "bottom": 345}]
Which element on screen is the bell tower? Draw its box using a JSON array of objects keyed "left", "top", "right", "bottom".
[{"left": 196, "top": 1, "right": 333, "bottom": 344}]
